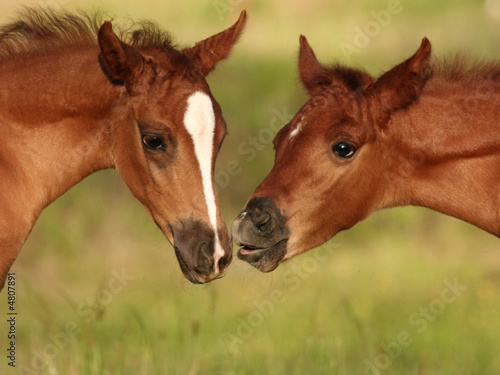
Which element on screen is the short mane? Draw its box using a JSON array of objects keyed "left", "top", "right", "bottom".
[
  {"left": 0, "top": 7, "right": 175, "bottom": 62},
  {"left": 430, "top": 54, "right": 500, "bottom": 84}
]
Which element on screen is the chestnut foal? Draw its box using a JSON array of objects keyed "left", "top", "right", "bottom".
[
  {"left": 233, "top": 36, "right": 500, "bottom": 272},
  {"left": 0, "top": 8, "right": 246, "bottom": 289}
]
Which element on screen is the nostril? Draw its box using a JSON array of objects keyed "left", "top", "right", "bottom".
[
  {"left": 252, "top": 209, "right": 274, "bottom": 234},
  {"left": 236, "top": 211, "right": 249, "bottom": 221},
  {"left": 234, "top": 197, "right": 287, "bottom": 250},
  {"left": 194, "top": 242, "right": 213, "bottom": 276},
  {"left": 254, "top": 211, "right": 270, "bottom": 227},
  {"left": 218, "top": 252, "right": 232, "bottom": 271}
]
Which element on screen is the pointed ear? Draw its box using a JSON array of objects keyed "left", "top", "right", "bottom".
[
  {"left": 98, "top": 21, "right": 145, "bottom": 87},
  {"left": 299, "top": 35, "right": 373, "bottom": 95},
  {"left": 299, "top": 35, "right": 330, "bottom": 95},
  {"left": 366, "top": 37, "right": 432, "bottom": 122},
  {"left": 183, "top": 10, "right": 247, "bottom": 76}
]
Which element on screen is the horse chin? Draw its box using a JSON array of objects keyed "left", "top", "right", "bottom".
[{"left": 237, "top": 239, "right": 288, "bottom": 272}]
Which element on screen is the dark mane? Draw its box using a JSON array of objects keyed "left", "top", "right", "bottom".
[
  {"left": 430, "top": 54, "right": 500, "bottom": 84},
  {"left": 0, "top": 7, "right": 175, "bottom": 62}
]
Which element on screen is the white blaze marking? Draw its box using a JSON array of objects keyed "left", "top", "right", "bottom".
[
  {"left": 183, "top": 91, "right": 224, "bottom": 272},
  {"left": 289, "top": 116, "right": 306, "bottom": 139}
]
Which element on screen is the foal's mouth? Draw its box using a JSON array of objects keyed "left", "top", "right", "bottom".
[{"left": 236, "top": 239, "right": 288, "bottom": 272}]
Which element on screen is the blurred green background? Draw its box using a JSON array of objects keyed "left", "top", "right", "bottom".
[{"left": 1, "top": 0, "right": 500, "bottom": 374}]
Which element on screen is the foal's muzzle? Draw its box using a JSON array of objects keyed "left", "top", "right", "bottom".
[
  {"left": 232, "top": 197, "right": 288, "bottom": 272},
  {"left": 171, "top": 219, "right": 232, "bottom": 284}
]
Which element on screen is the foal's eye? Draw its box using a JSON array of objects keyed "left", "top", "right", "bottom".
[
  {"left": 332, "top": 141, "right": 357, "bottom": 159},
  {"left": 142, "top": 133, "right": 166, "bottom": 153}
]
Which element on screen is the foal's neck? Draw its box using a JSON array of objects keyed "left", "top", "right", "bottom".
[
  {"left": 387, "top": 79, "right": 500, "bottom": 236},
  {"left": 0, "top": 50, "right": 117, "bottom": 226}
]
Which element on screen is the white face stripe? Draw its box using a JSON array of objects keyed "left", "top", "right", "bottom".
[
  {"left": 289, "top": 116, "right": 306, "bottom": 139},
  {"left": 289, "top": 121, "right": 303, "bottom": 138},
  {"left": 183, "top": 91, "right": 224, "bottom": 271}
]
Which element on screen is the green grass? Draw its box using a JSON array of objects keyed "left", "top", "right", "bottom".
[
  {"left": 1, "top": 0, "right": 500, "bottom": 374},
  {"left": 7, "top": 214, "right": 500, "bottom": 374}
]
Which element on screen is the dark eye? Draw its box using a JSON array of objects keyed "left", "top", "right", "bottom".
[
  {"left": 142, "top": 133, "right": 166, "bottom": 153},
  {"left": 332, "top": 141, "right": 356, "bottom": 159}
]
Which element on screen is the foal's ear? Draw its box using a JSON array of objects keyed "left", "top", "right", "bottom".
[
  {"left": 183, "top": 11, "right": 247, "bottom": 76},
  {"left": 299, "top": 35, "right": 330, "bottom": 95},
  {"left": 98, "top": 21, "right": 145, "bottom": 87},
  {"left": 366, "top": 38, "right": 431, "bottom": 123},
  {"left": 299, "top": 36, "right": 373, "bottom": 95}
]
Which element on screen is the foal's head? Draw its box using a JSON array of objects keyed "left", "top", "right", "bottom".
[
  {"left": 98, "top": 12, "right": 246, "bottom": 283},
  {"left": 233, "top": 36, "right": 431, "bottom": 272}
]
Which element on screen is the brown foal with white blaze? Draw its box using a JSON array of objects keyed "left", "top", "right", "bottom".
[
  {"left": 233, "top": 35, "right": 500, "bottom": 272},
  {"left": 0, "top": 8, "right": 247, "bottom": 289}
]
